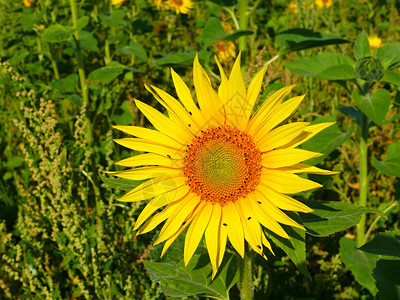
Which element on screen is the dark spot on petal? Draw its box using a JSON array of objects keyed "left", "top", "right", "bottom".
[
  {"left": 257, "top": 201, "right": 261, "bottom": 204},
  {"left": 223, "top": 223, "right": 227, "bottom": 226},
  {"left": 167, "top": 154, "right": 171, "bottom": 158},
  {"left": 247, "top": 217, "right": 251, "bottom": 220},
  {"left": 257, "top": 245, "right": 262, "bottom": 249},
  {"left": 189, "top": 111, "right": 192, "bottom": 115}
]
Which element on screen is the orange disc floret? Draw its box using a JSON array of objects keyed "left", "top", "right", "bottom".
[{"left": 183, "top": 125, "right": 262, "bottom": 206}]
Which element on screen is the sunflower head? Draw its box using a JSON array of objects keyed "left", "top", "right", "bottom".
[
  {"left": 367, "top": 35, "right": 383, "bottom": 51},
  {"left": 113, "top": 54, "right": 336, "bottom": 278}
]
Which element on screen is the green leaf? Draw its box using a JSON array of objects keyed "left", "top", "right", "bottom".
[
  {"left": 380, "top": 70, "right": 400, "bottom": 86},
  {"left": 99, "top": 10, "right": 126, "bottom": 28},
  {"left": 375, "top": 43, "right": 400, "bottom": 69},
  {"left": 98, "top": 173, "right": 142, "bottom": 191},
  {"left": 9, "top": 50, "right": 29, "bottom": 66},
  {"left": 352, "top": 89, "right": 390, "bottom": 125},
  {"left": 285, "top": 53, "right": 355, "bottom": 80},
  {"left": 200, "top": 17, "right": 253, "bottom": 47},
  {"left": 277, "top": 28, "right": 350, "bottom": 54},
  {"left": 301, "top": 116, "right": 354, "bottom": 165},
  {"left": 299, "top": 200, "right": 383, "bottom": 237},
  {"left": 265, "top": 212, "right": 310, "bottom": 279},
  {"left": 18, "top": 10, "right": 45, "bottom": 31},
  {"left": 42, "top": 24, "right": 75, "bottom": 43},
  {"left": 144, "top": 252, "right": 238, "bottom": 299},
  {"left": 359, "top": 231, "right": 400, "bottom": 258},
  {"left": 80, "top": 30, "right": 99, "bottom": 52},
  {"left": 50, "top": 74, "right": 78, "bottom": 93},
  {"left": 340, "top": 237, "right": 378, "bottom": 295},
  {"left": 373, "top": 142, "right": 400, "bottom": 177},
  {"left": 338, "top": 106, "right": 361, "bottom": 126},
  {"left": 112, "top": 100, "right": 134, "bottom": 125},
  {"left": 354, "top": 31, "right": 372, "bottom": 60},
  {"left": 88, "top": 62, "right": 125, "bottom": 84},
  {"left": 373, "top": 260, "right": 400, "bottom": 300},
  {"left": 117, "top": 42, "right": 147, "bottom": 61},
  {"left": 76, "top": 16, "right": 89, "bottom": 30}
]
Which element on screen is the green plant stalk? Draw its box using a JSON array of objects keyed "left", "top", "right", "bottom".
[
  {"left": 238, "top": 245, "right": 253, "bottom": 300},
  {"left": 238, "top": 0, "right": 249, "bottom": 55},
  {"left": 364, "top": 201, "right": 398, "bottom": 244},
  {"left": 356, "top": 111, "right": 369, "bottom": 247}
]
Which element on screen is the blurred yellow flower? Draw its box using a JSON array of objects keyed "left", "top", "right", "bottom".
[
  {"left": 151, "top": 0, "right": 193, "bottom": 14},
  {"left": 215, "top": 41, "right": 236, "bottom": 63},
  {"left": 288, "top": 1, "right": 298, "bottom": 14},
  {"left": 23, "top": 0, "right": 32, "bottom": 7},
  {"left": 315, "top": 0, "right": 333, "bottom": 8},
  {"left": 368, "top": 35, "right": 382, "bottom": 50},
  {"left": 112, "top": 0, "right": 127, "bottom": 5}
]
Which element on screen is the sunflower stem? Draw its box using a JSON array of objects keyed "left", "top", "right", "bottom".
[
  {"left": 238, "top": 0, "right": 249, "bottom": 58},
  {"left": 356, "top": 110, "right": 369, "bottom": 247},
  {"left": 238, "top": 245, "right": 253, "bottom": 300}
]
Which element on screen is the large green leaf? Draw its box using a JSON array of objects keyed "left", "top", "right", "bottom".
[
  {"left": 50, "top": 74, "right": 78, "bottom": 93},
  {"left": 375, "top": 43, "right": 400, "bottom": 69},
  {"left": 340, "top": 237, "right": 378, "bottom": 295},
  {"left": 112, "top": 100, "right": 135, "bottom": 125},
  {"left": 373, "top": 260, "right": 400, "bottom": 300},
  {"left": 285, "top": 53, "right": 355, "bottom": 80},
  {"left": 42, "top": 24, "right": 75, "bottom": 43},
  {"left": 200, "top": 17, "right": 253, "bottom": 47},
  {"left": 301, "top": 116, "right": 354, "bottom": 165},
  {"left": 99, "top": 10, "right": 126, "bottom": 28},
  {"left": 277, "top": 28, "right": 349, "bottom": 54},
  {"left": 265, "top": 212, "right": 310, "bottom": 279},
  {"left": 88, "top": 62, "right": 125, "bottom": 84},
  {"left": 373, "top": 142, "right": 400, "bottom": 177},
  {"left": 359, "top": 231, "right": 400, "bottom": 258},
  {"left": 18, "top": 10, "right": 45, "bottom": 31},
  {"left": 380, "top": 70, "right": 400, "bottom": 86},
  {"left": 299, "top": 201, "right": 383, "bottom": 237},
  {"left": 117, "top": 42, "right": 147, "bottom": 61},
  {"left": 352, "top": 89, "right": 390, "bottom": 125},
  {"left": 354, "top": 31, "right": 372, "bottom": 60},
  {"left": 80, "top": 30, "right": 99, "bottom": 52},
  {"left": 144, "top": 249, "right": 238, "bottom": 299}
]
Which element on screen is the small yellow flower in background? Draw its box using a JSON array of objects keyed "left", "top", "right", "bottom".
[
  {"left": 112, "top": 0, "right": 127, "bottom": 5},
  {"left": 23, "top": 0, "right": 32, "bottom": 7},
  {"left": 112, "top": 54, "right": 336, "bottom": 278},
  {"left": 315, "top": 0, "right": 333, "bottom": 8},
  {"left": 288, "top": 1, "right": 298, "bottom": 14},
  {"left": 214, "top": 41, "right": 236, "bottom": 63},
  {"left": 150, "top": 0, "right": 193, "bottom": 15},
  {"left": 368, "top": 35, "right": 383, "bottom": 51}
]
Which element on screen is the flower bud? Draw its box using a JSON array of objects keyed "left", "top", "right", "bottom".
[{"left": 355, "top": 56, "right": 384, "bottom": 81}]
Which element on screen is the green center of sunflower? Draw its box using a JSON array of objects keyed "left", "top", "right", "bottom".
[{"left": 183, "top": 125, "right": 262, "bottom": 206}]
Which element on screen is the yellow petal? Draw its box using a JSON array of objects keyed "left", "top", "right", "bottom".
[
  {"left": 118, "top": 176, "right": 187, "bottom": 202},
  {"left": 258, "top": 122, "right": 309, "bottom": 152},
  {"left": 256, "top": 184, "right": 313, "bottom": 213},
  {"left": 171, "top": 68, "right": 205, "bottom": 126},
  {"left": 147, "top": 84, "right": 202, "bottom": 134},
  {"left": 161, "top": 213, "right": 195, "bottom": 257},
  {"left": 133, "top": 185, "right": 190, "bottom": 231},
  {"left": 260, "top": 169, "right": 322, "bottom": 194},
  {"left": 114, "top": 138, "right": 184, "bottom": 159},
  {"left": 262, "top": 149, "right": 322, "bottom": 168},
  {"left": 236, "top": 199, "right": 264, "bottom": 256},
  {"left": 286, "top": 122, "right": 336, "bottom": 149},
  {"left": 135, "top": 100, "right": 192, "bottom": 144},
  {"left": 137, "top": 202, "right": 178, "bottom": 235},
  {"left": 193, "top": 54, "right": 225, "bottom": 125},
  {"left": 253, "top": 95, "right": 305, "bottom": 142},
  {"left": 247, "top": 194, "right": 289, "bottom": 239},
  {"left": 247, "top": 85, "right": 295, "bottom": 136},
  {"left": 221, "top": 202, "right": 245, "bottom": 258},
  {"left": 110, "top": 166, "right": 181, "bottom": 181},
  {"left": 243, "top": 65, "right": 268, "bottom": 124},
  {"left": 278, "top": 163, "right": 340, "bottom": 175},
  {"left": 115, "top": 153, "right": 181, "bottom": 168},
  {"left": 184, "top": 202, "right": 213, "bottom": 265},
  {"left": 254, "top": 190, "right": 305, "bottom": 230},
  {"left": 214, "top": 55, "right": 229, "bottom": 104},
  {"left": 113, "top": 125, "right": 184, "bottom": 148},
  {"left": 205, "top": 204, "right": 225, "bottom": 279},
  {"left": 155, "top": 194, "right": 201, "bottom": 244}
]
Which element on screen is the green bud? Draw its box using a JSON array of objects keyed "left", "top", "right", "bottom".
[{"left": 355, "top": 56, "right": 384, "bottom": 81}]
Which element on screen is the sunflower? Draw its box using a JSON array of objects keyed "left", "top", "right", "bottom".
[
  {"left": 112, "top": 54, "right": 335, "bottom": 278},
  {"left": 150, "top": 0, "right": 193, "bottom": 14},
  {"left": 111, "top": 0, "right": 127, "bottom": 6},
  {"left": 368, "top": 35, "right": 382, "bottom": 51}
]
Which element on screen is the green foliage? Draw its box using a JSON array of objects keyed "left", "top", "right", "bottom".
[{"left": 373, "top": 142, "right": 400, "bottom": 177}]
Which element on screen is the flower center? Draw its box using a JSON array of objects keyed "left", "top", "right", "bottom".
[
  {"left": 171, "top": 0, "right": 183, "bottom": 6},
  {"left": 183, "top": 125, "right": 262, "bottom": 206}
]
